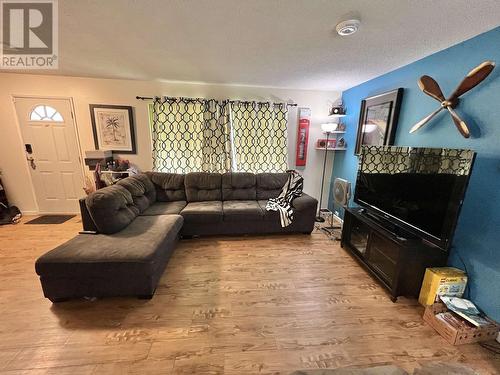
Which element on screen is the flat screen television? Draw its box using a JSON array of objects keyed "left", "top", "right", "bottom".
[{"left": 354, "top": 146, "right": 475, "bottom": 250}]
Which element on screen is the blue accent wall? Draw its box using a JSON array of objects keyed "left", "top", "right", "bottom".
[{"left": 330, "top": 27, "right": 500, "bottom": 321}]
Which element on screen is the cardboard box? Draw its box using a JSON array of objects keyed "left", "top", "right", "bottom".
[
  {"left": 423, "top": 303, "right": 499, "bottom": 345},
  {"left": 418, "top": 267, "right": 467, "bottom": 306}
]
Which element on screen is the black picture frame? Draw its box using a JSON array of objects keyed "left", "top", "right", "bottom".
[
  {"left": 354, "top": 88, "right": 404, "bottom": 155},
  {"left": 90, "top": 104, "right": 136, "bottom": 154}
]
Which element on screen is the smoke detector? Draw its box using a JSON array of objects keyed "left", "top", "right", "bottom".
[{"left": 336, "top": 19, "right": 361, "bottom": 36}]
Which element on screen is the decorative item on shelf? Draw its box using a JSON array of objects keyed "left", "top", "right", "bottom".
[
  {"left": 409, "top": 60, "right": 495, "bottom": 138},
  {"left": 337, "top": 122, "right": 346, "bottom": 132},
  {"left": 355, "top": 88, "right": 403, "bottom": 155},
  {"left": 316, "top": 138, "right": 336, "bottom": 150},
  {"left": 328, "top": 101, "right": 346, "bottom": 117},
  {"left": 100, "top": 158, "right": 135, "bottom": 185},
  {"left": 295, "top": 108, "right": 311, "bottom": 167},
  {"left": 90, "top": 104, "right": 136, "bottom": 154},
  {"left": 337, "top": 137, "right": 346, "bottom": 148},
  {"left": 105, "top": 158, "right": 130, "bottom": 172}
]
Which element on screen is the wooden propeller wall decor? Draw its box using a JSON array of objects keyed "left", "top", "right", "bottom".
[{"left": 409, "top": 60, "right": 495, "bottom": 138}]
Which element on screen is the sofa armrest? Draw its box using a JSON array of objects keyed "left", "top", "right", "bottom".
[
  {"left": 292, "top": 193, "right": 318, "bottom": 211},
  {"left": 79, "top": 198, "right": 98, "bottom": 233}
]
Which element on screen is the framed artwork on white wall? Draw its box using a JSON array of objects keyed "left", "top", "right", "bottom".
[{"left": 90, "top": 104, "right": 136, "bottom": 154}]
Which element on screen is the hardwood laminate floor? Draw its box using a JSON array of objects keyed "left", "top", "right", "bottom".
[{"left": 0, "top": 216, "right": 498, "bottom": 374}]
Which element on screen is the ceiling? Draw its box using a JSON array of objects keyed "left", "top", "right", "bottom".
[{"left": 5, "top": 0, "right": 500, "bottom": 91}]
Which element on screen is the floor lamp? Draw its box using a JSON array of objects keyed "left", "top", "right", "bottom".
[{"left": 315, "top": 123, "right": 337, "bottom": 222}]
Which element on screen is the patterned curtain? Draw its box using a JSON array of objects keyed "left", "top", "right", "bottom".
[
  {"left": 229, "top": 101, "right": 288, "bottom": 173},
  {"left": 150, "top": 97, "right": 231, "bottom": 173},
  {"left": 150, "top": 97, "right": 289, "bottom": 173}
]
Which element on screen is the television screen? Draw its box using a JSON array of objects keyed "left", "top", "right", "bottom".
[{"left": 354, "top": 146, "right": 475, "bottom": 247}]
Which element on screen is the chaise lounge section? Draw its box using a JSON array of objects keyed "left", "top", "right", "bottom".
[{"left": 35, "top": 171, "right": 318, "bottom": 302}]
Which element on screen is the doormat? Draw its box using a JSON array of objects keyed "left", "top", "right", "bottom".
[{"left": 25, "top": 215, "right": 75, "bottom": 225}]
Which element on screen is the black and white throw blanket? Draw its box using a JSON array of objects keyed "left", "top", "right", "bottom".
[{"left": 266, "top": 170, "right": 304, "bottom": 227}]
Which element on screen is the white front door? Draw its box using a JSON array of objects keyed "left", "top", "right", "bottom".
[{"left": 13, "top": 97, "right": 84, "bottom": 213}]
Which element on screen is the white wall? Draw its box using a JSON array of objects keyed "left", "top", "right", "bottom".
[{"left": 0, "top": 72, "right": 339, "bottom": 213}]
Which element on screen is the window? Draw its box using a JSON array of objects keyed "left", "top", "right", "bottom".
[
  {"left": 30, "top": 105, "right": 64, "bottom": 122},
  {"left": 149, "top": 98, "right": 289, "bottom": 174}
]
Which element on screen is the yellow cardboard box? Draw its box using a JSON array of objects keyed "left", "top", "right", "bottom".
[{"left": 418, "top": 267, "right": 467, "bottom": 306}]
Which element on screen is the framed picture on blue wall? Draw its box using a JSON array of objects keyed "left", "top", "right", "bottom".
[{"left": 355, "top": 88, "right": 404, "bottom": 155}]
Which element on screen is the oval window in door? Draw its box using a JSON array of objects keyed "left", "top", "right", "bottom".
[{"left": 30, "top": 105, "right": 64, "bottom": 122}]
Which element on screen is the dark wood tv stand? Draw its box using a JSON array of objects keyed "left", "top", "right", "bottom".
[{"left": 341, "top": 207, "right": 448, "bottom": 302}]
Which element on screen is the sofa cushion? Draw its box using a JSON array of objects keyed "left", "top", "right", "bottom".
[
  {"left": 223, "top": 200, "right": 263, "bottom": 221},
  {"left": 116, "top": 174, "right": 155, "bottom": 213},
  {"left": 185, "top": 172, "right": 222, "bottom": 202},
  {"left": 256, "top": 173, "right": 288, "bottom": 200},
  {"left": 133, "top": 173, "right": 157, "bottom": 202},
  {"left": 85, "top": 185, "right": 138, "bottom": 234},
  {"left": 140, "top": 201, "right": 187, "bottom": 216},
  {"left": 180, "top": 201, "right": 223, "bottom": 223},
  {"left": 145, "top": 172, "right": 186, "bottom": 202},
  {"left": 222, "top": 172, "right": 256, "bottom": 200},
  {"left": 35, "top": 215, "right": 184, "bottom": 278}
]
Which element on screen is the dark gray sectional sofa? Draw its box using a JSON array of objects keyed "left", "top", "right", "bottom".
[{"left": 35, "top": 172, "right": 317, "bottom": 302}]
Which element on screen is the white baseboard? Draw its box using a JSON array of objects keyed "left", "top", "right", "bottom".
[
  {"left": 21, "top": 210, "right": 38, "bottom": 216},
  {"left": 22, "top": 211, "right": 79, "bottom": 216}
]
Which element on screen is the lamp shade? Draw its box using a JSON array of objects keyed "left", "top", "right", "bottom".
[{"left": 321, "top": 123, "right": 338, "bottom": 133}]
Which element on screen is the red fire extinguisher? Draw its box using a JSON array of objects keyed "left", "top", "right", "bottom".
[{"left": 295, "top": 108, "right": 311, "bottom": 167}]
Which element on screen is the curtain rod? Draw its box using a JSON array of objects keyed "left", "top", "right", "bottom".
[{"left": 136, "top": 96, "right": 297, "bottom": 107}]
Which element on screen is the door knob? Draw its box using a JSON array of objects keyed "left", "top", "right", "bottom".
[{"left": 27, "top": 156, "right": 36, "bottom": 170}]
